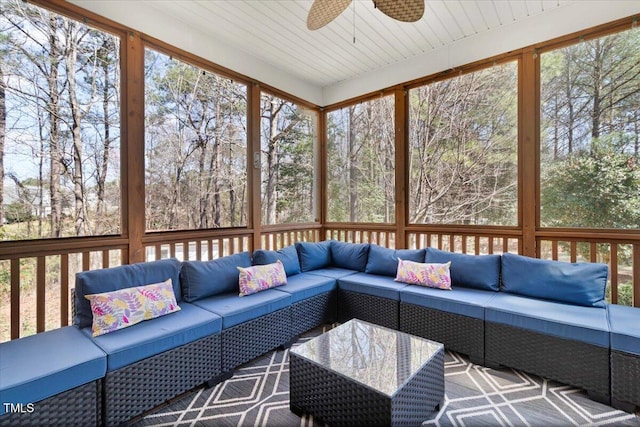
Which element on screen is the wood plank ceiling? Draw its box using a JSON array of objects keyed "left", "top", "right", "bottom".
[{"left": 144, "top": 0, "right": 569, "bottom": 88}]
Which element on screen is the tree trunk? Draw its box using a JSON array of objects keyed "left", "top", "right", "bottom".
[
  {"left": 47, "top": 16, "right": 63, "bottom": 238},
  {"left": 265, "top": 98, "right": 279, "bottom": 225},
  {"left": 0, "top": 64, "right": 5, "bottom": 227},
  {"left": 591, "top": 39, "right": 602, "bottom": 145},
  {"left": 65, "top": 25, "right": 87, "bottom": 236},
  {"left": 96, "top": 37, "right": 113, "bottom": 229},
  {"left": 348, "top": 106, "right": 358, "bottom": 222}
]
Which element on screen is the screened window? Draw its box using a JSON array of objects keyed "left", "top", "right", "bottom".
[
  {"left": 326, "top": 95, "right": 395, "bottom": 223},
  {"left": 408, "top": 62, "right": 518, "bottom": 226},
  {"left": 1, "top": 0, "right": 121, "bottom": 239},
  {"left": 260, "top": 93, "right": 316, "bottom": 225},
  {"left": 540, "top": 28, "right": 640, "bottom": 229},
  {"left": 144, "top": 49, "right": 247, "bottom": 231}
]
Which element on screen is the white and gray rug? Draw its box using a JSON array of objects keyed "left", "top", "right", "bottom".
[{"left": 133, "top": 326, "right": 639, "bottom": 427}]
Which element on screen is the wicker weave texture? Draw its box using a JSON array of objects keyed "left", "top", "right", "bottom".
[
  {"left": 290, "top": 346, "right": 444, "bottom": 426},
  {"left": 400, "top": 302, "right": 484, "bottom": 362},
  {"left": 291, "top": 291, "right": 336, "bottom": 336},
  {"left": 486, "top": 321, "right": 610, "bottom": 401},
  {"left": 290, "top": 353, "right": 392, "bottom": 426},
  {"left": 104, "top": 333, "right": 221, "bottom": 427},
  {"left": 611, "top": 350, "right": 640, "bottom": 409},
  {"left": 222, "top": 307, "right": 292, "bottom": 372},
  {"left": 391, "top": 346, "right": 444, "bottom": 425},
  {"left": 0, "top": 380, "right": 100, "bottom": 427},
  {"left": 337, "top": 290, "right": 399, "bottom": 329}
]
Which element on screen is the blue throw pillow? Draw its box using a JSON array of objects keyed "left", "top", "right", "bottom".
[
  {"left": 365, "top": 245, "right": 425, "bottom": 277},
  {"left": 330, "top": 241, "right": 370, "bottom": 272},
  {"left": 501, "top": 253, "right": 608, "bottom": 308},
  {"left": 295, "top": 241, "right": 332, "bottom": 272},
  {"left": 253, "top": 245, "right": 301, "bottom": 276},
  {"left": 74, "top": 258, "right": 182, "bottom": 329},
  {"left": 425, "top": 248, "right": 501, "bottom": 291},
  {"left": 180, "top": 252, "right": 252, "bottom": 302}
]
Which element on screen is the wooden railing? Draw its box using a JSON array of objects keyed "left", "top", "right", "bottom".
[
  {"left": 261, "top": 223, "right": 322, "bottom": 251},
  {"left": 0, "top": 236, "right": 128, "bottom": 343},
  {"left": 2, "top": 223, "right": 639, "bottom": 342},
  {"left": 325, "top": 223, "right": 397, "bottom": 248},
  {"left": 0, "top": 225, "right": 322, "bottom": 343}
]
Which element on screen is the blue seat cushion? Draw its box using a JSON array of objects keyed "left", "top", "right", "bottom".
[
  {"left": 400, "top": 285, "right": 497, "bottom": 320},
  {"left": 84, "top": 302, "right": 222, "bottom": 371},
  {"left": 295, "top": 241, "right": 332, "bottom": 272},
  {"left": 253, "top": 245, "right": 301, "bottom": 276},
  {"left": 275, "top": 273, "right": 336, "bottom": 303},
  {"left": 608, "top": 304, "right": 640, "bottom": 355},
  {"left": 330, "top": 241, "right": 370, "bottom": 272},
  {"left": 365, "top": 245, "right": 425, "bottom": 277},
  {"left": 181, "top": 252, "right": 252, "bottom": 302},
  {"left": 192, "top": 289, "right": 291, "bottom": 329},
  {"left": 485, "top": 293, "right": 609, "bottom": 348},
  {"left": 74, "top": 258, "right": 182, "bottom": 329},
  {"left": 338, "top": 273, "right": 408, "bottom": 300},
  {"left": 306, "top": 267, "right": 358, "bottom": 279},
  {"left": 501, "top": 253, "right": 608, "bottom": 308},
  {"left": 425, "top": 248, "right": 501, "bottom": 291},
  {"left": 0, "top": 326, "right": 106, "bottom": 414}
]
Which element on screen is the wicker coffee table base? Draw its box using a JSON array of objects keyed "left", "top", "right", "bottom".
[{"left": 290, "top": 344, "right": 444, "bottom": 427}]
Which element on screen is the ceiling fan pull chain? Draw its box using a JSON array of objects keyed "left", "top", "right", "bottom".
[{"left": 353, "top": 0, "right": 356, "bottom": 44}]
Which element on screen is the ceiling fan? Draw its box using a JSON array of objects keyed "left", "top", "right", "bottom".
[{"left": 307, "top": 0, "right": 425, "bottom": 30}]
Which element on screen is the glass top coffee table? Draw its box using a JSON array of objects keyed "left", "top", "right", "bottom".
[{"left": 289, "top": 319, "right": 444, "bottom": 426}]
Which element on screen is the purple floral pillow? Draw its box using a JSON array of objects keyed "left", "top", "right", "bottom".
[
  {"left": 395, "top": 258, "right": 452, "bottom": 290},
  {"left": 238, "top": 260, "right": 287, "bottom": 296},
  {"left": 85, "top": 278, "right": 180, "bottom": 337}
]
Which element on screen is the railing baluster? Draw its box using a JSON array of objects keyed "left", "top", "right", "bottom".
[
  {"left": 37, "top": 256, "right": 46, "bottom": 333},
  {"left": 61, "top": 254, "right": 69, "bottom": 327},
  {"left": 82, "top": 252, "right": 90, "bottom": 271},
  {"left": 610, "top": 243, "right": 618, "bottom": 305},
  {"left": 10, "top": 258, "right": 20, "bottom": 340},
  {"left": 570, "top": 241, "right": 577, "bottom": 263}
]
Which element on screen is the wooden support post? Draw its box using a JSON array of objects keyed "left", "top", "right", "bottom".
[
  {"left": 394, "top": 89, "right": 408, "bottom": 249},
  {"left": 124, "top": 31, "right": 146, "bottom": 264},
  {"left": 318, "top": 110, "right": 327, "bottom": 241},
  {"left": 248, "top": 83, "right": 262, "bottom": 249},
  {"left": 519, "top": 50, "right": 539, "bottom": 257}
]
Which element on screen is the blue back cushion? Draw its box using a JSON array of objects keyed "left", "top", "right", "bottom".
[
  {"left": 425, "top": 248, "right": 501, "bottom": 291},
  {"left": 501, "top": 253, "right": 608, "bottom": 308},
  {"left": 253, "top": 245, "right": 301, "bottom": 276},
  {"left": 365, "top": 245, "right": 425, "bottom": 277},
  {"left": 180, "top": 252, "right": 251, "bottom": 302},
  {"left": 74, "top": 258, "right": 182, "bottom": 329},
  {"left": 295, "top": 241, "right": 332, "bottom": 272},
  {"left": 330, "top": 241, "right": 370, "bottom": 272}
]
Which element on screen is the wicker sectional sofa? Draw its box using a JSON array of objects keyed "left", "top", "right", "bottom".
[{"left": 1, "top": 240, "right": 639, "bottom": 426}]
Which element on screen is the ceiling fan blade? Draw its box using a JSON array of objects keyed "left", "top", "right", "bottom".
[
  {"left": 374, "top": 0, "right": 425, "bottom": 23},
  {"left": 307, "top": 0, "right": 352, "bottom": 30}
]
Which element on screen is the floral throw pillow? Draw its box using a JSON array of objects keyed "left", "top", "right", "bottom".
[
  {"left": 85, "top": 278, "right": 180, "bottom": 337},
  {"left": 238, "top": 260, "right": 287, "bottom": 296},
  {"left": 395, "top": 258, "right": 452, "bottom": 290}
]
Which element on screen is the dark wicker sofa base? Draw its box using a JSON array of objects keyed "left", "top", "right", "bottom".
[
  {"left": 0, "top": 380, "right": 101, "bottom": 427},
  {"left": 291, "top": 291, "right": 337, "bottom": 337},
  {"left": 222, "top": 307, "right": 292, "bottom": 373},
  {"left": 485, "top": 321, "right": 610, "bottom": 404},
  {"left": 611, "top": 350, "right": 640, "bottom": 412},
  {"left": 337, "top": 289, "right": 399, "bottom": 329},
  {"left": 399, "top": 302, "right": 484, "bottom": 364},
  {"left": 103, "top": 333, "right": 221, "bottom": 427}
]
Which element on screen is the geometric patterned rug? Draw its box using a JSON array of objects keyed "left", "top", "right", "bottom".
[{"left": 133, "top": 326, "right": 640, "bottom": 427}]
